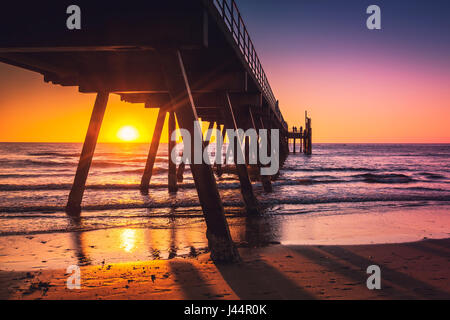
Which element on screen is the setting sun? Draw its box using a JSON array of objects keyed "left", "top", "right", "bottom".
[{"left": 117, "top": 126, "right": 139, "bottom": 142}]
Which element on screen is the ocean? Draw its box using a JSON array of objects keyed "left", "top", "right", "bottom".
[{"left": 1, "top": 143, "right": 449, "bottom": 270}]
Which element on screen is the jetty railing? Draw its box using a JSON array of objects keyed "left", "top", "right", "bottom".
[{"left": 212, "top": 0, "right": 287, "bottom": 129}]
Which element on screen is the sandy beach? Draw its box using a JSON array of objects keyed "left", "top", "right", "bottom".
[
  {"left": 1, "top": 238, "right": 449, "bottom": 300},
  {"left": 1, "top": 204, "right": 449, "bottom": 300}
]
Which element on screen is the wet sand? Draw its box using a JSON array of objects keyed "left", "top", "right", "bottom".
[
  {"left": 1, "top": 205, "right": 449, "bottom": 299},
  {"left": 1, "top": 204, "right": 449, "bottom": 272},
  {"left": 1, "top": 239, "right": 449, "bottom": 300}
]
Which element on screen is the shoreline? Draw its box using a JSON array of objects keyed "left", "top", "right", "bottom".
[
  {"left": 1, "top": 203, "right": 449, "bottom": 272},
  {"left": 1, "top": 238, "right": 449, "bottom": 300}
]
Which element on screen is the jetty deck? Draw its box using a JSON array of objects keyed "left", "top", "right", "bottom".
[{"left": 0, "top": 0, "right": 312, "bottom": 261}]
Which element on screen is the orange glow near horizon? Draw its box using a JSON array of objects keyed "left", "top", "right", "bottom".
[{"left": 0, "top": 62, "right": 449, "bottom": 144}]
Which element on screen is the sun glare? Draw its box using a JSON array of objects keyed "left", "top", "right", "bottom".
[
  {"left": 120, "top": 229, "right": 137, "bottom": 253},
  {"left": 117, "top": 126, "right": 139, "bottom": 142}
]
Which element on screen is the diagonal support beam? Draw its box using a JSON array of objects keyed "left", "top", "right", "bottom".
[
  {"left": 249, "top": 108, "right": 272, "bottom": 193},
  {"left": 168, "top": 110, "right": 178, "bottom": 192},
  {"left": 174, "top": 112, "right": 186, "bottom": 183},
  {"left": 159, "top": 50, "right": 239, "bottom": 263},
  {"left": 222, "top": 92, "right": 259, "bottom": 215},
  {"left": 204, "top": 121, "right": 214, "bottom": 147},
  {"left": 140, "top": 107, "right": 166, "bottom": 194},
  {"left": 176, "top": 158, "right": 186, "bottom": 183},
  {"left": 215, "top": 125, "right": 226, "bottom": 177},
  {"left": 66, "top": 92, "right": 109, "bottom": 216},
  {"left": 175, "top": 114, "right": 215, "bottom": 183}
]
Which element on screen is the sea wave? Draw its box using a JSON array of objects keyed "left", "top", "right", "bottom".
[
  {"left": 27, "top": 152, "right": 80, "bottom": 157},
  {"left": 418, "top": 172, "right": 447, "bottom": 180},
  {"left": 352, "top": 173, "right": 414, "bottom": 183},
  {"left": 0, "top": 158, "right": 165, "bottom": 168},
  {"left": 1, "top": 195, "right": 448, "bottom": 214},
  {"left": 0, "top": 183, "right": 183, "bottom": 191},
  {"left": 0, "top": 181, "right": 245, "bottom": 191},
  {"left": 26, "top": 151, "right": 150, "bottom": 158},
  {"left": 282, "top": 166, "right": 379, "bottom": 172},
  {"left": 1, "top": 170, "right": 448, "bottom": 191},
  {"left": 0, "top": 173, "right": 75, "bottom": 178}
]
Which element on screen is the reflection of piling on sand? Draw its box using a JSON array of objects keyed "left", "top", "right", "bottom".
[
  {"left": 69, "top": 217, "right": 91, "bottom": 266},
  {"left": 71, "top": 231, "right": 91, "bottom": 267}
]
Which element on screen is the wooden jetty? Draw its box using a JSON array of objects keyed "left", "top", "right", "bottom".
[
  {"left": 289, "top": 111, "right": 312, "bottom": 155},
  {"left": 0, "top": 0, "right": 312, "bottom": 262}
]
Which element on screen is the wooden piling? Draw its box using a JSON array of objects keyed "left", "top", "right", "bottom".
[
  {"left": 176, "top": 112, "right": 186, "bottom": 183},
  {"left": 259, "top": 116, "right": 272, "bottom": 162},
  {"left": 280, "top": 126, "right": 289, "bottom": 162},
  {"left": 66, "top": 92, "right": 109, "bottom": 216},
  {"left": 176, "top": 162, "right": 185, "bottom": 183},
  {"left": 249, "top": 108, "right": 272, "bottom": 193},
  {"left": 160, "top": 50, "right": 239, "bottom": 262},
  {"left": 303, "top": 128, "right": 307, "bottom": 154},
  {"left": 293, "top": 126, "right": 296, "bottom": 154},
  {"left": 168, "top": 110, "right": 178, "bottom": 193},
  {"left": 222, "top": 126, "right": 227, "bottom": 164},
  {"left": 245, "top": 135, "right": 250, "bottom": 164},
  {"left": 307, "top": 119, "right": 312, "bottom": 155},
  {"left": 176, "top": 120, "right": 215, "bottom": 184},
  {"left": 299, "top": 126, "right": 303, "bottom": 153},
  {"left": 140, "top": 107, "right": 166, "bottom": 194},
  {"left": 215, "top": 126, "right": 226, "bottom": 177},
  {"left": 222, "top": 93, "right": 259, "bottom": 215},
  {"left": 204, "top": 121, "right": 214, "bottom": 147}
]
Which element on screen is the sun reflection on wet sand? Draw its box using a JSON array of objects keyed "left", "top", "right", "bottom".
[{"left": 120, "top": 229, "right": 137, "bottom": 253}]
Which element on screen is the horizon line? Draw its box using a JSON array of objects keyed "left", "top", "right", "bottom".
[{"left": 0, "top": 141, "right": 449, "bottom": 145}]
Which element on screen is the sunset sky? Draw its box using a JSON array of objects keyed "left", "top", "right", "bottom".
[{"left": 0, "top": 0, "right": 449, "bottom": 143}]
